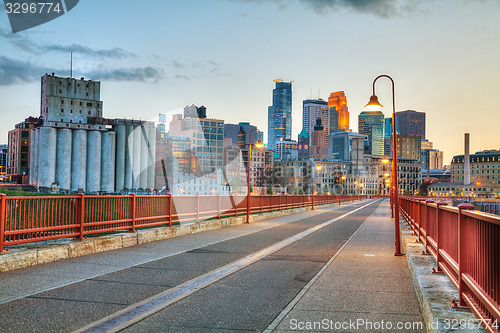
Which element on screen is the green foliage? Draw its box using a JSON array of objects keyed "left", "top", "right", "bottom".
[
  {"left": 294, "top": 186, "right": 302, "bottom": 195},
  {"left": 0, "top": 189, "right": 60, "bottom": 196},
  {"left": 267, "top": 186, "right": 274, "bottom": 195}
]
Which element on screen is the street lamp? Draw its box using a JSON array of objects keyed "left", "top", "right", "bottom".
[
  {"left": 340, "top": 176, "right": 346, "bottom": 195},
  {"left": 365, "top": 74, "right": 402, "bottom": 256},
  {"left": 311, "top": 163, "right": 322, "bottom": 210},
  {"left": 246, "top": 129, "right": 264, "bottom": 223}
]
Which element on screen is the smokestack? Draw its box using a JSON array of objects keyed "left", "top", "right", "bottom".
[{"left": 464, "top": 133, "right": 471, "bottom": 185}]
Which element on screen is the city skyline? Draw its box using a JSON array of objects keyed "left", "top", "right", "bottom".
[{"left": 0, "top": 0, "right": 499, "bottom": 163}]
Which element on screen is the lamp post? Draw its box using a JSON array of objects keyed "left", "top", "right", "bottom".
[
  {"left": 246, "top": 129, "right": 265, "bottom": 223},
  {"left": 365, "top": 74, "right": 402, "bottom": 256},
  {"left": 381, "top": 158, "right": 393, "bottom": 217},
  {"left": 311, "top": 163, "right": 322, "bottom": 210}
]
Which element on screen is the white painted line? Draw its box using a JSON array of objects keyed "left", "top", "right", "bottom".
[
  {"left": 0, "top": 204, "right": 342, "bottom": 306},
  {"left": 75, "top": 200, "right": 378, "bottom": 333},
  {"left": 263, "top": 200, "right": 382, "bottom": 333}
]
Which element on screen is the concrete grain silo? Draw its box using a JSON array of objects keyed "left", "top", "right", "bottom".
[
  {"left": 71, "top": 129, "right": 87, "bottom": 192},
  {"left": 38, "top": 127, "right": 57, "bottom": 189},
  {"left": 140, "top": 126, "right": 149, "bottom": 189},
  {"left": 30, "top": 128, "right": 39, "bottom": 186},
  {"left": 86, "top": 131, "right": 102, "bottom": 193},
  {"left": 124, "top": 124, "right": 134, "bottom": 190},
  {"left": 133, "top": 125, "right": 142, "bottom": 189},
  {"left": 115, "top": 124, "right": 126, "bottom": 191},
  {"left": 147, "top": 125, "right": 156, "bottom": 189},
  {"left": 101, "top": 131, "right": 116, "bottom": 193},
  {"left": 55, "top": 129, "right": 72, "bottom": 192}
]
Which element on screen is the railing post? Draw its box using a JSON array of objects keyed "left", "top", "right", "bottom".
[
  {"left": 217, "top": 194, "right": 221, "bottom": 219},
  {"left": 457, "top": 203, "right": 476, "bottom": 307},
  {"left": 0, "top": 194, "right": 6, "bottom": 253},
  {"left": 260, "top": 195, "right": 263, "bottom": 214},
  {"left": 278, "top": 195, "right": 281, "bottom": 211},
  {"left": 76, "top": 193, "right": 85, "bottom": 240},
  {"left": 129, "top": 193, "right": 136, "bottom": 233},
  {"left": 234, "top": 194, "right": 238, "bottom": 217},
  {"left": 422, "top": 200, "right": 434, "bottom": 254},
  {"left": 196, "top": 194, "right": 200, "bottom": 223},
  {"left": 432, "top": 201, "right": 448, "bottom": 274},
  {"left": 169, "top": 194, "right": 173, "bottom": 226},
  {"left": 454, "top": 202, "right": 475, "bottom": 308}
]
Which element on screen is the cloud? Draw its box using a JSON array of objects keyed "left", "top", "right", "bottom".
[
  {"left": 41, "top": 44, "right": 135, "bottom": 58},
  {"left": 241, "top": 0, "right": 422, "bottom": 17},
  {"left": 91, "top": 67, "right": 164, "bottom": 83},
  {"left": 0, "top": 56, "right": 164, "bottom": 85},
  {"left": 0, "top": 27, "right": 135, "bottom": 58},
  {"left": 0, "top": 56, "right": 57, "bottom": 85}
]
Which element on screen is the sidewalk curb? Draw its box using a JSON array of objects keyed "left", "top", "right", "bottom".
[
  {"left": 400, "top": 219, "right": 484, "bottom": 332},
  {"left": 0, "top": 202, "right": 350, "bottom": 273}
]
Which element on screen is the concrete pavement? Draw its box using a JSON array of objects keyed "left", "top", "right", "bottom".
[
  {"left": 268, "top": 200, "right": 426, "bottom": 332},
  {"left": 0, "top": 199, "right": 453, "bottom": 332}
]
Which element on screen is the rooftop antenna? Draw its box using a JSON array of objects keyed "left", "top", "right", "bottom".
[{"left": 70, "top": 52, "right": 73, "bottom": 78}]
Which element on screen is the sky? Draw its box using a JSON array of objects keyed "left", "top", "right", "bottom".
[{"left": 0, "top": 0, "right": 499, "bottom": 163}]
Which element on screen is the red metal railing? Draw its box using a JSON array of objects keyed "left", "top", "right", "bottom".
[
  {"left": 400, "top": 197, "right": 500, "bottom": 333},
  {"left": 0, "top": 193, "right": 364, "bottom": 252}
]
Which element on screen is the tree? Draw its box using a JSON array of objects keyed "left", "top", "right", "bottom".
[
  {"left": 267, "top": 186, "right": 274, "bottom": 195},
  {"left": 294, "top": 186, "right": 302, "bottom": 195}
]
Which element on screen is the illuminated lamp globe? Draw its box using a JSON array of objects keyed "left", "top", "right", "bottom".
[{"left": 365, "top": 95, "right": 383, "bottom": 111}]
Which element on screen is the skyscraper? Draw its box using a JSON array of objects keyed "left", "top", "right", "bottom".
[
  {"left": 328, "top": 91, "right": 349, "bottom": 132},
  {"left": 268, "top": 79, "right": 292, "bottom": 150},
  {"left": 310, "top": 118, "right": 328, "bottom": 160},
  {"left": 396, "top": 110, "right": 425, "bottom": 139},
  {"left": 358, "top": 111, "right": 384, "bottom": 157},
  {"left": 302, "top": 99, "right": 329, "bottom": 145},
  {"left": 297, "top": 129, "right": 309, "bottom": 160}
]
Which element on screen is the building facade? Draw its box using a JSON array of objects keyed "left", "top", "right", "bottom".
[
  {"left": 275, "top": 139, "right": 298, "bottom": 161},
  {"left": 328, "top": 91, "right": 349, "bottom": 131},
  {"left": 422, "top": 149, "right": 444, "bottom": 171},
  {"left": 396, "top": 110, "right": 425, "bottom": 139},
  {"left": 7, "top": 117, "right": 39, "bottom": 184},
  {"left": 297, "top": 129, "right": 309, "bottom": 160},
  {"left": 0, "top": 145, "right": 7, "bottom": 181},
  {"left": 394, "top": 134, "right": 421, "bottom": 161},
  {"left": 327, "top": 132, "right": 366, "bottom": 168},
  {"left": 169, "top": 106, "right": 225, "bottom": 175},
  {"left": 224, "top": 122, "right": 262, "bottom": 148},
  {"left": 302, "top": 99, "right": 329, "bottom": 145},
  {"left": 310, "top": 118, "right": 328, "bottom": 160},
  {"left": 451, "top": 150, "right": 500, "bottom": 185},
  {"left": 358, "top": 111, "right": 384, "bottom": 157},
  {"left": 267, "top": 79, "right": 292, "bottom": 150},
  {"left": 30, "top": 74, "right": 155, "bottom": 194}
]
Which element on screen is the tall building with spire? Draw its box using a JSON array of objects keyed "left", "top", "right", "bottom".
[
  {"left": 310, "top": 118, "right": 328, "bottom": 160},
  {"left": 302, "top": 99, "right": 329, "bottom": 142},
  {"left": 267, "top": 79, "right": 292, "bottom": 151},
  {"left": 298, "top": 129, "right": 309, "bottom": 160},
  {"left": 328, "top": 91, "right": 349, "bottom": 132}
]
